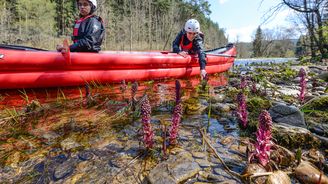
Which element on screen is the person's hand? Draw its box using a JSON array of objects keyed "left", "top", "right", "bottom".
[
  {"left": 56, "top": 44, "right": 66, "bottom": 53},
  {"left": 200, "top": 69, "right": 207, "bottom": 80},
  {"left": 178, "top": 51, "right": 188, "bottom": 57}
]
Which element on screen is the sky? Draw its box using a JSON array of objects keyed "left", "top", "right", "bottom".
[{"left": 207, "top": 0, "right": 295, "bottom": 42}]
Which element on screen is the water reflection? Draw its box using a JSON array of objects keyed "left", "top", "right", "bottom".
[{"left": 0, "top": 74, "right": 228, "bottom": 109}]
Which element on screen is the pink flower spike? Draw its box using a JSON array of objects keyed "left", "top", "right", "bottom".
[
  {"left": 298, "top": 68, "right": 307, "bottom": 103},
  {"left": 236, "top": 92, "right": 248, "bottom": 128},
  {"left": 140, "top": 96, "right": 154, "bottom": 149},
  {"left": 252, "top": 110, "right": 273, "bottom": 167}
]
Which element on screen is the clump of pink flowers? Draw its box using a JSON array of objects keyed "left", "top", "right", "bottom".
[
  {"left": 298, "top": 68, "right": 306, "bottom": 103},
  {"left": 249, "top": 110, "right": 273, "bottom": 167},
  {"left": 141, "top": 95, "right": 154, "bottom": 149},
  {"left": 169, "top": 80, "right": 183, "bottom": 145},
  {"left": 237, "top": 92, "right": 248, "bottom": 128}
]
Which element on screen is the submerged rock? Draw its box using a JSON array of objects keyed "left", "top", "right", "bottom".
[{"left": 148, "top": 151, "right": 201, "bottom": 184}]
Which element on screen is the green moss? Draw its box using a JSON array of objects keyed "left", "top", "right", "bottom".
[
  {"left": 247, "top": 97, "right": 272, "bottom": 113},
  {"left": 302, "top": 96, "right": 328, "bottom": 111}
]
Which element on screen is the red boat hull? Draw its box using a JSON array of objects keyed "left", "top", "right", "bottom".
[{"left": 0, "top": 45, "right": 236, "bottom": 89}]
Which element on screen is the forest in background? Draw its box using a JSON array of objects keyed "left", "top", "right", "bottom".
[
  {"left": 0, "top": 0, "right": 327, "bottom": 59},
  {"left": 0, "top": 0, "right": 228, "bottom": 51}
]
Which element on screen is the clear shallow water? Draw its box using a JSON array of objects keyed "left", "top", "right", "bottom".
[{"left": 234, "top": 58, "right": 298, "bottom": 66}]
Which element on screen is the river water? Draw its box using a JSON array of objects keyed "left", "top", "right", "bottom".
[{"left": 234, "top": 57, "right": 298, "bottom": 66}]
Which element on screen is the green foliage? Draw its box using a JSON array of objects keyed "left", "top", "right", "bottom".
[
  {"left": 280, "top": 67, "right": 298, "bottom": 81},
  {"left": 302, "top": 96, "right": 328, "bottom": 111},
  {"left": 247, "top": 97, "right": 272, "bottom": 113},
  {"left": 15, "top": 0, "right": 56, "bottom": 45},
  {"left": 2, "top": 0, "right": 228, "bottom": 50}
]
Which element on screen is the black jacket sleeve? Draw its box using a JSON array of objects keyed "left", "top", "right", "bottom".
[
  {"left": 70, "top": 16, "right": 104, "bottom": 52},
  {"left": 192, "top": 34, "right": 206, "bottom": 70},
  {"left": 172, "top": 30, "right": 184, "bottom": 53}
]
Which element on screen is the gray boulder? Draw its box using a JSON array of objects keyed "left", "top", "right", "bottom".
[{"left": 269, "top": 103, "right": 306, "bottom": 127}]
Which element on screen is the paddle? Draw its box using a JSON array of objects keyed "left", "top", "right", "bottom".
[{"left": 62, "top": 39, "right": 71, "bottom": 64}]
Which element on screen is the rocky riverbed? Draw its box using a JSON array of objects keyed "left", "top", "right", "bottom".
[{"left": 0, "top": 61, "right": 327, "bottom": 183}]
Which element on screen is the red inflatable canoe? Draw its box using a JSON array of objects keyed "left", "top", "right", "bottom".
[{"left": 0, "top": 44, "right": 236, "bottom": 89}]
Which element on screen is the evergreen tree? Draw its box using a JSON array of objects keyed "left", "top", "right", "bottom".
[{"left": 252, "top": 26, "right": 263, "bottom": 57}]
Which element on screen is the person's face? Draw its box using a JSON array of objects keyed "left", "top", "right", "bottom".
[
  {"left": 186, "top": 32, "right": 197, "bottom": 41},
  {"left": 77, "top": 0, "right": 91, "bottom": 17}
]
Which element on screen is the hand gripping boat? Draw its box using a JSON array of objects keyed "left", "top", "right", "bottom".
[{"left": 0, "top": 43, "right": 236, "bottom": 89}]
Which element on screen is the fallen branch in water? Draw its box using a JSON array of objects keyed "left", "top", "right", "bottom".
[
  {"left": 199, "top": 128, "right": 241, "bottom": 179},
  {"left": 111, "top": 152, "right": 145, "bottom": 180}
]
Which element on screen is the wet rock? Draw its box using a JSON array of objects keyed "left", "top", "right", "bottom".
[
  {"left": 313, "top": 134, "right": 328, "bottom": 147},
  {"left": 220, "top": 136, "right": 235, "bottom": 145},
  {"left": 105, "top": 142, "right": 124, "bottom": 153},
  {"left": 242, "top": 163, "right": 267, "bottom": 184},
  {"left": 191, "top": 152, "right": 207, "bottom": 159},
  {"left": 184, "top": 97, "right": 207, "bottom": 115},
  {"left": 60, "top": 138, "right": 82, "bottom": 151},
  {"left": 41, "top": 131, "right": 60, "bottom": 140},
  {"left": 212, "top": 103, "right": 231, "bottom": 113},
  {"left": 34, "top": 161, "right": 45, "bottom": 173},
  {"left": 52, "top": 154, "right": 68, "bottom": 164},
  {"left": 270, "top": 146, "right": 295, "bottom": 167},
  {"left": 5, "top": 151, "right": 21, "bottom": 167},
  {"left": 278, "top": 86, "right": 300, "bottom": 96},
  {"left": 78, "top": 150, "right": 94, "bottom": 161},
  {"left": 229, "top": 144, "right": 247, "bottom": 156},
  {"left": 294, "top": 161, "right": 328, "bottom": 184},
  {"left": 314, "top": 86, "right": 326, "bottom": 92},
  {"left": 53, "top": 161, "right": 74, "bottom": 181},
  {"left": 269, "top": 103, "right": 306, "bottom": 127},
  {"left": 266, "top": 170, "right": 291, "bottom": 184},
  {"left": 148, "top": 151, "right": 201, "bottom": 184},
  {"left": 272, "top": 123, "right": 320, "bottom": 149},
  {"left": 170, "top": 147, "right": 186, "bottom": 155},
  {"left": 195, "top": 158, "right": 212, "bottom": 168},
  {"left": 211, "top": 94, "right": 225, "bottom": 103}
]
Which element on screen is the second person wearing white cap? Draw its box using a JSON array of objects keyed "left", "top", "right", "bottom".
[{"left": 172, "top": 19, "right": 207, "bottom": 79}]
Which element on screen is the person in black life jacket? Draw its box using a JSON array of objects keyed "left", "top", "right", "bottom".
[
  {"left": 172, "top": 19, "right": 207, "bottom": 79},
  {"left": 56, "top": 0, "right": 104, "bottom": 52}
]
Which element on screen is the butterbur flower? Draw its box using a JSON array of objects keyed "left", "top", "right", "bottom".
[
  {"left": 298, "top": 68, "right": 306, "bottom": 103},
  {"left": 252, "top": 110, "right": 273, "bottom": 166},
  {"left": 141, "top": 96, "right": 154, "bottom": 149},
  {"left": 169, "top": 80, "right": 183, "bottom": 145},
  {"left": 169, "top": 103, "right": 183, "bottom": 145},
  {"left": 237, "top": 92, "right": 248, "bottom": 128}
]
